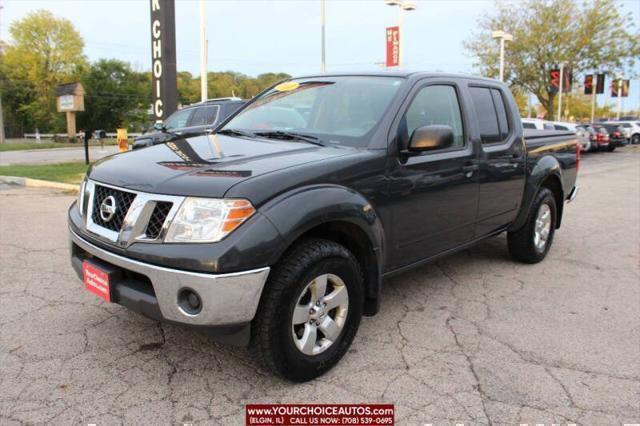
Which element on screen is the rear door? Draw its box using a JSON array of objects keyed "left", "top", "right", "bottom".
[
  {"left": 387, "top": 79, "right": 480, "bottom": 269},
  {"left": 469, "top": 85, "right": 526, "bottom": 237}
]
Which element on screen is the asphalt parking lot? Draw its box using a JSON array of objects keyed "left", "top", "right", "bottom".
[{"left": 1, "top": 147, "right": 639, "bottom": 425}]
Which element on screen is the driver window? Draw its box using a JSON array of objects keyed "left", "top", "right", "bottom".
[{"left": 403, "top": 85, "right": 464, "bottom": 149}]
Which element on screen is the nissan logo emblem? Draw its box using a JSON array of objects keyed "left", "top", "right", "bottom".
[{"left": 99, "top": 195, "right": 117, "bottom": 222}]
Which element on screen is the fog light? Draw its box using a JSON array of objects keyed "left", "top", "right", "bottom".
[{"left": 177, "top": 288, "right": 202, "bottom": 315}]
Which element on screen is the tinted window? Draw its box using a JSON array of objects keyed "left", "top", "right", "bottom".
[
  {"left": 469, "top": 87, "right": 500, "bottom": 143},
  {"left": 404, "top": 85, "right": 465, "bottom": 148},
  {"left": 554, "top": 125, "right": 568, "bottom": 130},
  {"left": 163, "top": 108, "right": 193, "bottom": 130},
  {"left": 190, "top": 105, "right": 220, "bottom": 126},
  {"left": 620, "top": 123, "right": 631, "bottom": 128},
  {"left": 543, "top": 123, "right": 555, "bottom": 130},
  {"left": 522, "top": 122, "right": 536, "bottom": 129},
  {"left": 491, "top": 89, "right": 510, "bottom": 139}
]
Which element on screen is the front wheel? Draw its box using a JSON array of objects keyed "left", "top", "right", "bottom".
[
  {"left": 508, "top": 188, "right": 557, "bottom": 264},
  {"left": 250, "top": 239, "right": 363, "bottom": 382},
  {"left": 607, "top": 144, "right": 616, "bottom": 152},
  {"left": 631, "top": 134, "right": 640, "bottom": 145}
]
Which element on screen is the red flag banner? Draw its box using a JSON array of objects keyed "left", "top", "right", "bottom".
[
  {"left": 386, "top": 26, "right": 400, "bottom": 67},
  {"left": 611, "top": 79, "right": 630, "bottom": 98},
  {"left": 584, "top": 74, "right": 593, "bottom": 95},
  {"left": 596, "top": 73, "right": 605, "bottom": 94},
  {"left": 549, "top": 69, "right": 560, "bottom": 94}
]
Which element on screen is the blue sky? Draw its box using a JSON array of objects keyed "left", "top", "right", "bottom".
[{"left": 1, "top": 0, "right": 639, "bottom": 111}]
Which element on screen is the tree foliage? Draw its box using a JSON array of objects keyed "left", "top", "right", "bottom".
[
  {"left": 78, "top": 59, "right": 151, "bottom": 132},
  {"left": 1, "top": 9, "right": 86, "bottom": 132},
  {"left": 0, "top": 9, "right": 292, "bottom": 135},
  {"left": 464, "top": 0, "right": 640, "bottom": 116}
]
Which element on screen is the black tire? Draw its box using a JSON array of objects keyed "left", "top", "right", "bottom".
[
  {"left": 607, "top": 144, "right": 616, "bottom": 152},
  {"left": 631, "top": 134, "right": 640, "bottom": 145},
  {"left": 250, "top": 238, "right": 364, "bottom": 382},
  {"left": 507, "top": 188, "right": 557, "bottom": 264}
]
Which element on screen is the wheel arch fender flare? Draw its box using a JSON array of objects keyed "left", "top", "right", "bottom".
[
  {"left": 258, "top": 184, "right": 385, "bottom": 314},
  {"left": 509, "top": 155, "right": 565, "bottom": 232}
]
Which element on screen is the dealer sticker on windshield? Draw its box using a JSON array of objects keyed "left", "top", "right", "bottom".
[{"left": 274, "top": 81, "right": 300, "bottom": 92}]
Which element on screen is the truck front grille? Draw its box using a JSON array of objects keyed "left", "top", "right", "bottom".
[
  {"left": 145, "top": 202, "right": 173, "bottom": 239},
  {"left": 91, "top": 185, "right": 137, "bottom": 232}
]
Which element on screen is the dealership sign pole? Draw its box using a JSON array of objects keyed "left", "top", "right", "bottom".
[{"left": 150, "top": 0, "right": 178, "bottom": 123}]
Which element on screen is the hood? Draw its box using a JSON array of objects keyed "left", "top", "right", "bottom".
[{"left": 88, "top": 133, "right": 352, "bottom": 198}]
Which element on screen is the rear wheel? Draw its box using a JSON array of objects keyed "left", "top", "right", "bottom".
[
  {"left": 631, "top": 134, "right": 640, "bottom": 145},
  {"left": 250, "top": 239, "right": 363, "bottom": 382},
  {"left": 508, "top": 188, "right": 557, "bottom": 264},
  {"left": 607, "top": 144, "right": 616, "bottom": 152}
]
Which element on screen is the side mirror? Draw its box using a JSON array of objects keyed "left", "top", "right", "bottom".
[{"left": 405, "top": 125, "right": 454, "bottom": 153}]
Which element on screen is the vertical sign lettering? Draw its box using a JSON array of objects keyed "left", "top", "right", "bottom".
[
  {"left": 386, "top": 27, "right": 400, "bottom": 68},
  {"left": 150, "top": 0, "right": 177, "bottom": 123}
]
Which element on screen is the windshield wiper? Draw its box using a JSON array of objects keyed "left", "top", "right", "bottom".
[
  {"left": 253, "top": 130, "right": 325, "bottom": 146},
  {"left": 217, "top": 128, "right": 256, "bottom": 138}
]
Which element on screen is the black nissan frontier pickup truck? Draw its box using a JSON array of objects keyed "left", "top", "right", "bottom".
[{"left": 69, "top": 72, "right": 578, "bottom": 381}]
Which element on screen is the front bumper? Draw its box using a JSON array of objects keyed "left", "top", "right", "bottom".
[{"left": 70, "top": 228, "right": 270, "bottom": 328}]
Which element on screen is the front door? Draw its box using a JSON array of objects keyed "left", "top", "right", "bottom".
[{"left": 387, "top": 81, "right": 479, "bottom": 270}]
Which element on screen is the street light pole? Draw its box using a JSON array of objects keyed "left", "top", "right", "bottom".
[
  {"left": 199, "top": 0, "right": 208, "bottom": 102},
  {"left": 385, "top": 1, "right": 416, "bottom": 68},
  {"left": 320, "top": 0, "right": 326, "bottom": 72},
  {"left": 491, "top": 30, "right": 513, "bottom": 82}
]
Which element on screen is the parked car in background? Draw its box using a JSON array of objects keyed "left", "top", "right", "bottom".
[
  {"left": 600, "top": 123, "right": 627, "bottom": 151},
  {"left": 604, "top": 121, "right": 640, "bottom": 145},
  {"left": 133, "top": 98, "right": 246, "bottom": 150},
  {"left": 553, "top": 121, "right": 591, "bottom": 152},
  {"left": 522, "top": 118, "right": 555, "bottom": 130},
  {"left": 583, "top": 124, "right": 612, "bottom": 152}
]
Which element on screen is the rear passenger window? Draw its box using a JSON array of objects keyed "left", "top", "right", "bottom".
[
  {"left": 491, "top": 89, "right": 509, "bottom": 140},
  {"left": 522, "top": 122, "right": 536, "bottom": 129},
  {"left": 554, "top": 125, "right": 568, "bottom": 130},
  {"left": 403, "top": 85, "right": 465, "bottom": 149},
  {"left": 469, "top": 87, "right": 510, "bottom": 144},
  {"left": 190, "top": 105, "right": 220, "bottom": 126}
]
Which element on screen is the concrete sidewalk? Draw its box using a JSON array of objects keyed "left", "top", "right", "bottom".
[{"left": 0, "top": 145, "right": 120, "bottom": 166}]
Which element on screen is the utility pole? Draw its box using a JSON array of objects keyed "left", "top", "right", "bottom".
[
  {"left": 557, "top": 63, "right": 564, "bottom": 122},
  {"left": 385, "top": 1, "right": 416, "bottom": 69},
  {"left": 491, "top": 30, "right": 513, "bottom": 82},
  {"left": 320, "top": 0, "right": 326, "bottom": 72},
  {"left": 199, "top": 0, "right": 208, "bottom": 102}
]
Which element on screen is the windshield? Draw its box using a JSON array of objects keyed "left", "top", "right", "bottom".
[{"left": 222, "top": 76, "right": 405, "bottom": 147}]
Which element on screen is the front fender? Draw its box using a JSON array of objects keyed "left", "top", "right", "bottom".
[
  {"left": 509, "top": 155, "right": 564, "bottom": 232},
  {"left": 259, "top": 184, "right": 385, "bottom": 262}
]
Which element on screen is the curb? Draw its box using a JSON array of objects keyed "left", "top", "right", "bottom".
[{"left": 0, "top": 175, "right": 79, "bottom": 193}]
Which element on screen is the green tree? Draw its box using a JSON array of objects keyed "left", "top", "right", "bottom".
[
  {"left": 464, "top": 0, "right": 639, "bottom": 116},
  {"left": 1, "top": 9, "right": 87, "bottom": 132},
  {"left": 79, "top": 59, "right": 150, "bottom": 132}
]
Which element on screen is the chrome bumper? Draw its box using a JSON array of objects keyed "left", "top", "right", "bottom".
[{"left": 70, "top": 228, "right": 270, "bottom": 326}]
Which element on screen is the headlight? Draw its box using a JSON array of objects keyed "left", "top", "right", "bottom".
[
  {"left": 165, "top": 198, "right": 255, "bottom": 243},
  {"left": 77, "top": 178, "right": 87, "bottom": 217}
]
